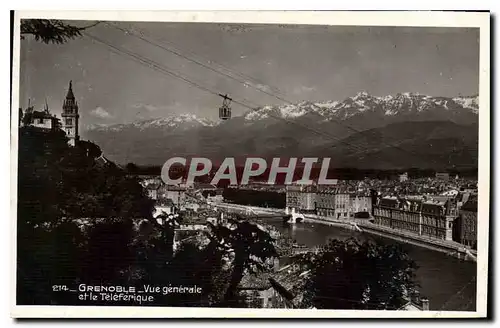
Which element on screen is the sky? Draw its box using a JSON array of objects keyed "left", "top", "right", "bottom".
[{"left": 18, "top": 21, "right": 480, "bottom": 128}]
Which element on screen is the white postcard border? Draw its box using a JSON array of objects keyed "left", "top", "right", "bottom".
[{"left": 10, "top": 10, "right": 490, "bottom": 318}]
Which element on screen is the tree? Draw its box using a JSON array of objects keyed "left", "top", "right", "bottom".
[
  {"left": 126, "top": 162, "right": 139, "bottom": 174},
  {"left": 162, "top": 241, "right": 232, "bottom": 307},
  {"left": 155, "top": 212, "right": 182, "bottom": 264},
  {"left": 81, "top": 219, "right": 135, "bottom": 284},
  {"left": 297, "top": 238, "right": 418, "bottom": 310},
  {"left": 20, "top": 19, "right": 100, "bottom": 44},
  {"left": 16, "top": 126, "right": 154, "bottom": 305},
  {"left": 206, "top": 216, "right": 278, "bottom": 306}
]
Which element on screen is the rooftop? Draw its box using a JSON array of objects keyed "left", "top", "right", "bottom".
[
  {"left": 157, "top": 198, "right": 175, "bottom": 207},
  {"left": 238, "top": 273, "right": 272, "bottom": 290},
  {"left": 461, "top": 198, "right": 478, "bottom": 212},
  {"left": 31, "top": 110, "right": 56, "bottom": 119}
]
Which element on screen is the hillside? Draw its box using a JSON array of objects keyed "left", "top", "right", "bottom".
[{"left": 313, "top": 121, "right": 478, "bottom": 170}]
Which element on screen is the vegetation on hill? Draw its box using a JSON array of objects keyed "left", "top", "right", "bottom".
[
  {"left": 16, "top": 126, "right": 278, "bottom": 306},
  {"left": 16, "top": 126, "right": 419, "bottom": 309},
  {"left": 296, "top": 238, "right": 418, "bottom": 310}
]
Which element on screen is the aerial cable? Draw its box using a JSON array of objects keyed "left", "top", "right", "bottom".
[
  {"left": 105, "top": 24, "right": 452, "bottom": 169},
  {"left": 83, "top": 31, "right": 371, "bottom": 155},
  {"left": 107, "top": 22, "right": 285, "bottom": 96}
]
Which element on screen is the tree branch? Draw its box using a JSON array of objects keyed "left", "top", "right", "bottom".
[{"left": 20, "top": 19, "right": 101, "bottom": 44}]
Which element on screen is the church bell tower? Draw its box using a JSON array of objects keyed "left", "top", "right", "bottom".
[{"left": 62, "top": 80, "right": 80, "bottom": 146}]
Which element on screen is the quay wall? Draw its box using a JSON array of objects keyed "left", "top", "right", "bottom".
[
  {"left": 218, "top": 203, "right": 477, "bottom": 262},
  {"left": 355, "top": 222, "right": 477, "bottom": 262}
]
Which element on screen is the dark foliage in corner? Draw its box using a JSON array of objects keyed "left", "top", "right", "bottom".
[{"left": 20, "top": 19, "right": 99, "bottom": 44}]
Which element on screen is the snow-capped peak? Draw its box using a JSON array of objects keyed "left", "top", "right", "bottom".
[
  {"left": 133, "top": 114, "right": 218, "bottom": 130},
  {"left": 245, "top": 103, "right": 310, "bottom": 120},
  {"left": 86, "top": 92, "right": 479, "bottom": 133},
  {"left": 86, "top": 113, "right": 218, "bottom": 132},
  {"left": 243, "top": 92, "right": 479, "bottom": 122},
  {"left": 452, "top": 95, "right": 479, "bottom": 113},
  {"left": 353, "top": 91, "right": 370, "bottom": 99}
]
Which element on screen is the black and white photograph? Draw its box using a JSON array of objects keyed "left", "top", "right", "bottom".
[{"left": 10, "top": 11, "right": 490, "bottom": 318}]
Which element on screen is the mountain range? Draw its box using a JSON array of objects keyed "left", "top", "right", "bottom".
[{"left": 84, "top": 92, "right": 479, "bottom": 170}]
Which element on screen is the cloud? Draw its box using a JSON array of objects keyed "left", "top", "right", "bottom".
[
  {"left": 244, "top": 81, "right": 272, "bottom": 92},
  {"left": 293, "top": 86, "right": 316, "bottom": 94},
  {"left": 143, "top": 104, "right": 159, "bottom": 112},
  {"left": 133, "top": 103, "right": 174, "bottom": 112},
  {"left": 90, "top": 106, "right": 113, "bottom": 119}
]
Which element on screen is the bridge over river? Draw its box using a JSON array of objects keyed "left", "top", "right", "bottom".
[
  {"left": 269, "top": 217, "right": 476, "bottom": 311},
  {"left": 216, "top": 203, "right": 477, "bottom": 311}
]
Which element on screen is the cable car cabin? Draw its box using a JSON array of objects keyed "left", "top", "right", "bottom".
[
  {"left": 219, "top": 105, "right": 231, "bottom": 120},
  {"left": 218, "top": 94, "right": 232, "bottom": 120}
]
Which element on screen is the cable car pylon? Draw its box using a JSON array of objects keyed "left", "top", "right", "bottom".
[{"left": 218, "top": 93, "right": 233, "bottom": 120}]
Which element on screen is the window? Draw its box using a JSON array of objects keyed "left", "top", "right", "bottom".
[
  {"left": 65, "top": 118, "right": 72, "bottom": 125},
  {"left": 38, "top": 118, "right": 44, "bottom": 124}
]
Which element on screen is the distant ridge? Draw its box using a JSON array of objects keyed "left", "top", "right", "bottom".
[{"left": 84, "top": 92, "right": 479, "bottom": 169}]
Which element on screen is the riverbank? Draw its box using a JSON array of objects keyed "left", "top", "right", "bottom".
[
  {"left": 217, "top": 203, "right": 477, "bottom": 262},
  {"left": 301, "top": 216, "right": 358, "bottom": 230},
  {"left": 357, "top": 221, "right": 477, "bottom": 262},
  {"left": 301, "top": 216, "right": 476, "bottom": 262}
]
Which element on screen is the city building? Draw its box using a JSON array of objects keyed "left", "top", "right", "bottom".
[
  {"left": 145, "top": 183, "right": 161, "bottom": 200},
  {"left": 182, "top": 202, "right": 201, "bottom": 213},
  {"left": 374, "top": 197, "right": 421, "bottom": 233},
  {"left": 421, "top": 200, "right": 456, "bottom": 240},
  {"left": 153, "top": 198, "right": 176, "bottom": 220},
  {"left": 316, "top": 188, "right": 351, "bottom": 220},
  {"left": 457, "top": 197, "right": 478, "bottom": 249},
  {"left": 285, "top": 185, "right": 316, "bottom": 214},
  {"left": 22, "top": 102, "right": 60, "bottom": 130},
  {"left": 440, "top": 189, "right": 459, "bottom": 198},
  {"left": 138, "top": 175, "right": 162, "bottom": 188},
  {"left": 206, "top": 189, "right": 224, "bottom": 204},
  {"left": 373, "top": 196, "right": 457, "bottom": 241},
  {"left": 399, "top": 172, "right": 409, "bottom": 183},
  {"left": 399, "top": 297, "right": 430, "bottom": 311},
  {"left": 285, "top": 185, "right": 301, "bottom": 211},
  {"left": 349, "top": 194, "right": 372, "bottom": 217},
  {"left": 161, "top": 185, "right": 187, "bottom": 206},
  {"left": 268, "top": 263, "right": 313, "bottom": 309},
  {"left": 61, "top": 80, "right": 80, "bottom": 146},
  {"left": 457, "top": 191, "right": 477, "bottom": 209},
  {"left": 237, "top": 273, "right": 274, "bottom": 308},
  {"left": 286, "top": 185, "right": 372, "bottom": 219}
]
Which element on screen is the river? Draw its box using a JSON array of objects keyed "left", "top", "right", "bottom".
[{"left": 266, "top": 218, "right": 477, "bottom": 311}]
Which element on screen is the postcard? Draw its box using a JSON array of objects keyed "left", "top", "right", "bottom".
[{"left": 10, "top": 10, "right": 490, "bottom": 318}]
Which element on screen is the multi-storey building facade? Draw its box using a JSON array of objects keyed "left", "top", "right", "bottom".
[
  {"left": 373, "top": 197, "right": 457, "bottom": 241},
  {"left": 349, "top": 194, "right": 372, "bottom": 216},
  {"left": 286, "top": 186, "right": 373, "bottom": 219},
  {"left": 161, "top": 185, "right": 187, "bottom": 205},
  {"left": 285, "top": 185, "right": 301, "bottom": 210},
  {"left": 298, "top": 187, "right": 316, "bottom": 214},
  {"left": 145, "top": 183, "right": 160, "bottom": 200},
  {"left": 316, "top": 189, "right": 350, "bottom": 220},
  {"left": 285, "top": 185, "right": 316, "bottom": 214},
  {"left": 457, "top": 198, "right": 477, "bottom": 249}
]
